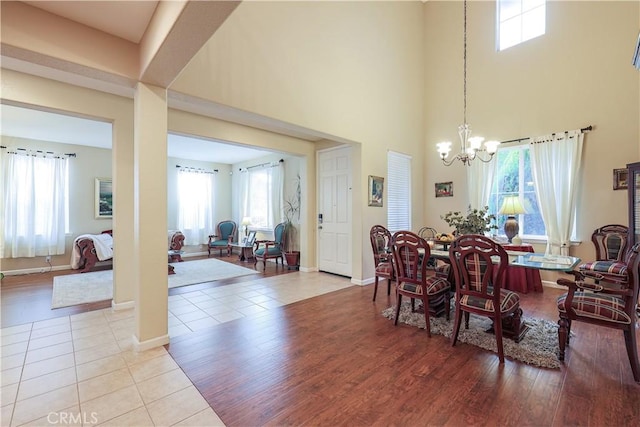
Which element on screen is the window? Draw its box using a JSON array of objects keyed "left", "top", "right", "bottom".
[
  {"left": 488, "top": 145, "right": 546, "bottom": 239},
  {"left": 498, "top": 0, "right": 546, "bottom": 51},
  {"left": 387, "top": 151, "right": 412, "bottom": 233},
  {"left": 1, "top": 151, "right": 69, "bottom": 257},
  {"left": 177, "top": 170, "right": 215, "bottom": 245},
  {"left": 240, "top": 162, "right": 284, "bottom": 231}
]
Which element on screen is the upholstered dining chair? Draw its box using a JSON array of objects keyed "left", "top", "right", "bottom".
[
  {"left": 370, "top": 225, "right": 395, "bottom": 301},
  {"left": 578, "top": 224, "right": 630, "bottom": 285},
  {"left": 448, "top": 234, "right": 522, "bottom": 363},
  {"left": 254, "top": 222, "right": 286, "bottom": 270},
  {"left": 391, "top": 231, "right": 451, "bottom": 336},
  {"left": 208, "top": 220, "right": 237, "bottom": 257},
  {"left": 557, "top": 242, "right": 640, "bottom": 382}
]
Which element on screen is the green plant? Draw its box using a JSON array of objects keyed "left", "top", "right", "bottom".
[
  {"left": 441, "top": 205, "right": 497, "bottom": 235},
  {"left": 283, "top": 174, "right": 301, "bottom": 253}
]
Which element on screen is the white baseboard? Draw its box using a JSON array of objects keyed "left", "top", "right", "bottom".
[
  {"left": 132, "top": 333, "right": 170, "bottom": 352},
  {"left": 2, "top": 264, "right": 72, "bottom": 276},
  {"left": 299, "top": 266, "right": 317, "bottom": 273},
  {"left": 182, "top": 251, "right": 208, "bottom": 258},
  {"left": 351, "top": 277, "right": 373, "bottom": 286},
  {"left": 542, "top": 280, "right": 565, "bottom": 290},
  {"left": 112, "top": 300, "right": 134, "bottom": 311}
]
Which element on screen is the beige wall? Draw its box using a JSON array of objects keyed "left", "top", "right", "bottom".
[
  {"left": 423, "top": 0, "right": 640, "bottom": 276},
  {"left": 171, "top": 0, "right": 426, "bottom": 281}
]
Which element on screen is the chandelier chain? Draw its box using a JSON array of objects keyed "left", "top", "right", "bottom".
[{"left": 463, "top": 0, "right": 467, "bottom": 125}]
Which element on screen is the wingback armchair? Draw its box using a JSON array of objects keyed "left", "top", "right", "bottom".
[
  {"left": 208, "top": 220, "right": 237, "bottom": 257},
  {"left": 254, "top": 222, "right": 286, "bottom": 269}
]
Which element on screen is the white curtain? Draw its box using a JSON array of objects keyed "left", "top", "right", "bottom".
[
  {"left": 530, "top": 130, "right": 584, "bottom": 255},
  {"left": 239, "top": 161, "right": 284, "bottom": 232},
  {"left": 466, "top": 155, "right": 497, "bottom": 210},
  {"left": 1, "top": 151, "right": 68, "bottom": 258},
  {"left": 271, "top": 162, "right": 284, "bottom": 227},
  {"left": 177, "top": 170, "right": 216, "bottom": 245}
]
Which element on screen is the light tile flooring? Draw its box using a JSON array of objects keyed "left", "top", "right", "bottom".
[{"left": 1, "top": 272, "right": 353, "bottom": 426}]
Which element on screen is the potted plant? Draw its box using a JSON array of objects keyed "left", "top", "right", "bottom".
[
  {"left": 441, "top": 205, "right": 498, "bottom": 236},
  {"left": 283, "top": 174, "right": 301, "bottom": 270}
]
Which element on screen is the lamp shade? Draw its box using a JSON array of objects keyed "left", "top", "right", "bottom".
[
  {"left": 241, "top": 216, "right": 252, "bottom": 226},
  {"left": 498, "top": 196, "right": 527, "bottom": 216}
]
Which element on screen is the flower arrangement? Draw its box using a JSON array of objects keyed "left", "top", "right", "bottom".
[{"left": 441, "top": 205, "right": 497, "bottom": 235}]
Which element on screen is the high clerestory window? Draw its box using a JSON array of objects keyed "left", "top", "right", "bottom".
[{"left": 498, "top": 0, "right": 546, "bottom": 51}]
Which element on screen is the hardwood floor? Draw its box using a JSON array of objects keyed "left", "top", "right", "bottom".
[
  {"left": 0, "top": 254, "right": 294, "bottom": 327},
  {"left": 2, "top": 262, "right": 639, "bottom": 426},
  {"left": 167, "top": 285, "right": 640, "bottom": 426}
]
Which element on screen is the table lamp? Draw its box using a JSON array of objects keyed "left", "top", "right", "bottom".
[
  {"left": 241, "top": 216, "right": 252, "bottom": 236},
  {"left": 498, "top": 196, "right": 527, "bottom": 243}
]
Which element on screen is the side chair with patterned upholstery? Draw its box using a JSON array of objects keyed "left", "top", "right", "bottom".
[
  {"left": 391, "top": 231, "right": 451, "bottom": 336},
  {"left": 370, "top": 225, "right": 395, "bottom": 301},
  {"left": 449, "top": 234, "right": 522, "bottom": 363},
  {"left": 578, "top": 224, "right": 630, "bottom": 285},
  {"left": 557, "top": 242, "right": 640, "bottom": 382},
  {"left": 208, "top": 220, "right": 237, "bottom": 257}
]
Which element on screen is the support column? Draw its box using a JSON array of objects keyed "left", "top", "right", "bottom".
[
  {"left": 112, "top": 108, "right": 135, "bottom": 310},
  {"left": 132, "top": 82, "right": 169, "bottom": 351}
]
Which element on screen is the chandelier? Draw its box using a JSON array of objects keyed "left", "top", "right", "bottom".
[{"left": 437, "top": 0, "right": 499, "bottom": 166}]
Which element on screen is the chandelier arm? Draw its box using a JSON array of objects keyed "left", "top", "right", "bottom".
[
  {"left": 441, "top": 156, "right": 457, "bottom": 167},
  {"left": 475, "top": 152, "right": 496, "bottom": 163}
]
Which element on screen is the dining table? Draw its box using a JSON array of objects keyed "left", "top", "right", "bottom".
[{"left": 427, "top": 247, "right": 581, "bottom": 342}]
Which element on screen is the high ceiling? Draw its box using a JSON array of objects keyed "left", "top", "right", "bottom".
[{"left": 3, "top": 1, "right": 276, "bottom": 164}]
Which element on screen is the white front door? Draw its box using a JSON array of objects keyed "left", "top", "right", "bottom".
[{"left": 317, "top": 146, "right": 352, "bottom": 277}]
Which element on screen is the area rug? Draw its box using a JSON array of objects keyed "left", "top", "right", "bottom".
[
  {"left": 382, "top": 302, "right": 562, "bottom": 369},
  {"left": 51, "top": 258, "right": 259, "bottom": 309}
]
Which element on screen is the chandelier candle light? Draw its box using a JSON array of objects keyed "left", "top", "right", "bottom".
[
  {"left": 498, "top": 196, "right": 527, "bottom": 243},
  {"left": 437, "top": 0, "right": 499, "bottom": 166}
]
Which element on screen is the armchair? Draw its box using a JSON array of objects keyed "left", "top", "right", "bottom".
[
  {"left": 557, "top": 242, "right": 640, "bottom": 382},
  {"left": 208, "top": 220, "right": 237, "bottom": 257},
  {"left": 579, "top": 224, "right": 630, "bottom": 284},
  {"left": 254, "top": 222, "right": 286, "bottom": 269}
]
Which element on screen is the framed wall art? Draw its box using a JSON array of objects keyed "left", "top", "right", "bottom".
[
  {"left": 95, "top": 178, "right": 113, "bottom": 218},
  {"left": 368, "top": 175, "right": 384, "bottom": 207},
  {"left": 435, "top": 181, "right": 453, "bottom": 198},
  {"left": 613, "top": 168, "right": 628, "bottom": 190}
]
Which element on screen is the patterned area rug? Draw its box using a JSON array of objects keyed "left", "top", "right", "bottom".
[
  {"left": 52, "top": 258, "right": 259, "bottom": 308},
  {"left": 382, "top": 302, "right": 562, "bottom": 369}
]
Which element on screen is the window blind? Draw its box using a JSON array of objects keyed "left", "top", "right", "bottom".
[{"left": 387, "top": 151, "right": 411, "bottom": 232}]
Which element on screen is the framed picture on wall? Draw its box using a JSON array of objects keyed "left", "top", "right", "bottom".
[
  {"left": 368, "top": 175, "right": 384, "bottom": 207},
  {"left": 95, "top": 178, "right": 113, "bottom": 218},
  {"left": 613, "top": 168, "right": 628, "bottom": 190},
  {"left": 435, "top": 181, "right": 453, "bottom": 198}
]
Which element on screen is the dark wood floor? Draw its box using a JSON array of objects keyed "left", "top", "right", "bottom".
[
  {"left": 2, "top": 262, "right": 639, "bottom": 426},
  {"left": 167, "top": 285, "right": 640, "bottom": 427},
  {"left": 0, "top": 254, "right": 294, "bottom": 327}
]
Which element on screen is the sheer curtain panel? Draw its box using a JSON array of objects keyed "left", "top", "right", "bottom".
[
  {"left": 466, "top": 155, "right": 497, "bottom": 210},
  {"left": 1, "top": 150, "right": 69, "bottom": 258},
  {"left": 530, "top": 130, "right": 584, "bottom": 255},
  {"left": 177, "top": 170, "right": 216, "bottom": 245}
]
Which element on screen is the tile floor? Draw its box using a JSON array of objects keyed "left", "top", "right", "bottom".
[{"left": 1, "top": 272, "right": 353, "bottom": 426}]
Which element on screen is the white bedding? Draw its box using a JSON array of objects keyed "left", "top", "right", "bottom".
[{"left": 70, "top": 233, "right": 114, "bottom": 269}]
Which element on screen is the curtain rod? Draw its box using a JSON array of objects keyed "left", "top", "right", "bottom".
[
  {"left": 176, "top": 165, "right": 218, "bottom": 174},
  {"left": 500, "top": 125, "right": 593, "bottom": 146},
  {"left": 0, "top": 145, "right": 76, "bottom": 157},
  {"left": 239, "top": 158, "right": 284, "bottom": 172}
]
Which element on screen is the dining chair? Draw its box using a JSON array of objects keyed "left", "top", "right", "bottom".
[
  {"left": 391, "top": 231, "right": 451, "bottom": 336},
  {"left": 369, "top": 225, "right": 395, "bottom": 301},
  {"left": 557, "top": 242, "right": 640, "bottom": 382},
  {"left": 578, "top": 224, "right": 630, "bottom": 285},
  {"left": 448, "top": 234, "right": 522, "bottom": 363}
]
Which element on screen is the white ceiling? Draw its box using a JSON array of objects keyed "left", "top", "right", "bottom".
[{"left": 0, "top": 104, "right": 272, "bottom": 164}]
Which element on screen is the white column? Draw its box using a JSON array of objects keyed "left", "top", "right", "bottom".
[{"left": 132, "top": 82, "right": 169, "bottom": 351}]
